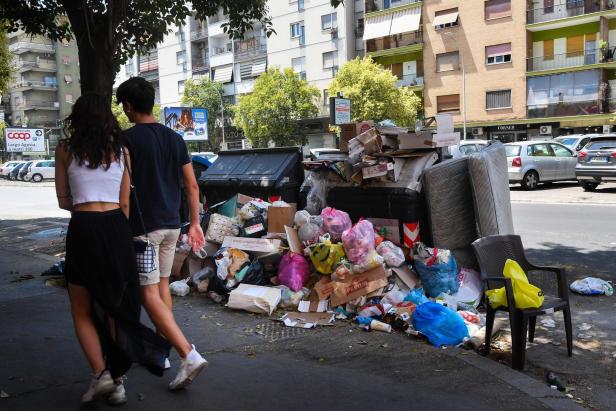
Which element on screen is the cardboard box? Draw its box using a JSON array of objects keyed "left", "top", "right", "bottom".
[
  {"left": 397, "top": 131, "right": 460, "bottom": 150},
  {"left": 340, "top": 121, "right": 374, "bottom": 151},
  {"left": 267, "top": 203, "right": 297, "bottom": 234},
  {"left": 206, "top": 214, "right": 240, "bottom": 244},
  {"left": 227, "top": 284, "right": 281, "bottom": 315},
  {"left": 362, "top": 162, "right": 394, "bottom": 179},
  {"left": 391, "top": 266, "right": 420, "bottom": 291},
  {"left": 284, "top": 226, "right": 303, "bottom": 254},
  {"left": 330, "top": 265, "right": 390, "bottom": 307},
  {"left": 221, "top": 237, "right": 282, "bottom": 254}
]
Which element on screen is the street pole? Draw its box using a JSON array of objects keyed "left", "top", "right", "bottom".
[
  {"left": 462, "top": 52, "right": 467, "bottom": 140},
  {"left": 220, "top": 91, "right": 225, "bottom": 148}
]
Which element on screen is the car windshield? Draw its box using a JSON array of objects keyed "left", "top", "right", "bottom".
[
  {"left": 554, "top": 138, "right": 577, "bottom": 147},
  {"left": 505, "top": 145, "right": 521, "bottom": 157},
  {"left": 587, "top": 140, "right": 616, "bottom": 150}
]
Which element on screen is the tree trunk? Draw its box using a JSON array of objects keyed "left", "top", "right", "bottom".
[{"left": 75, "top": 37, "right": 116, "bottom": 102}]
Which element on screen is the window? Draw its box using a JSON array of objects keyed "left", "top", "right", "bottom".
[
  {"left": 290, "top": 22, "right": 303, "bottom": 38},
  {"left": 485, "top": 0, "right": 511, "bottom": 20},
  {"left": 566, "top": 0, "right": 582, "bottom": 9},
  {"left": 321, "top": 13, "right": 337, "bottom": 30},
  {"left": 64, "top": 74, "right": 73, "bottom": 84},
  {"left": 322, "top": 51, "right": 338, "bottom": 69},
  {"left": 292, "top": 56, "right": 306, "bottom": 79},
  {"left": 486, "top": 43, "right": 511, "bottom": 65},
  {"left": 544, "top": 39, "right": 554, "bottom": 61},
  {"left": 434, "top": 8, "right": 459, "bottom": 30},
  {"left": 528, "top": 144, "right": 554, "bottom": 157},
  {"left": 356, "top": 18, "right": 364, "bottom": 38},
  {"left": 179, "top": 31, "right": 185, "bottom": 42},
  {"left": 551, "top": 144, "right": 574, "bottom": 157},
  {"left": 62, "top": 55, "right": 71, "bottom": 64},
  {"left": 566, "top": 35, "right": 584, "bottom": 57},
  {"left": 486, "top": 90, "right": 512, "bottom": 109},
  {"left": 178, "top": 80, "right": 185, "bottom": 94},
  {"left": 126, "top": 60, "right": 134, "bottom": 76},
  {"left": 437, "top": 94, "right": 460, "bottom": 113},
  {"left": 436, "top": 51, "right": 459, "bottom": 72},
  {"left": 298, "top": 0, "right": 304, "bottom": 11},
  {"left": 65, "top": 94, "right": 73, "bottom": 103},
  {"left": 544, "top": 0, "right": 554, "bottom": 13},
  {"left": 176, "top": 50, "right": 186, "bottom": 65},
  {"left": 323, "top": 89, "right": 329, "bottom": 106}
]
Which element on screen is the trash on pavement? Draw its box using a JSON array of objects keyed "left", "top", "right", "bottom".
[
  {"left": 169, "top": 279, "right": 190, "bottom": 297},
  {"left": 486, "top": 259, "right": 544, "bottom": 309},
  {"left": 276, "top": 312, "right": 335, "bottom": 328},
  {"left": 413, "top": 243, "right": 459, "bottom": 298},
  {"left": 570, "top": 277, "right": 613, "bottom": 296},
  {"left": 277, "top": 252, "right": 310, "bottom": 292},
  {"left": 227, "top": 284, "right": 281, "bottom": 315},
  {"left": 41, "top": 259, "right": 65, "bottom": 276},
  {"left": 546, "top": 371, "right": 566, "bottom": 392},
  {"left": 370, "top": 320, "right": 392, "bottom": 333},
  {"left": 412, "top": 302, "right": 469, "bottom": 347}
]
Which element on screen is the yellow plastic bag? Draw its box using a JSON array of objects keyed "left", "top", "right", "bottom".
[
  {"left": 310, "top": 241, "right": 346, "bottom": 275},
  {"left": 485, "top": 259, "right": 544, "bottom": 309}
]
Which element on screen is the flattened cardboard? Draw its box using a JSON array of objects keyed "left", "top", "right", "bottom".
[
  {"left": 268, "top": 203, "right": 297, "bottom": 233},
  {"left": 330, "top": 265, "right": 389, "bottom": 307},
  {"left": 391, "top": 266, "right": 419, "bottom": 290},
  {"left": 284, "top": 226, "right": 303, "bottom": 254},
  {"left": 313, "top": 277, "right": 334, "bottom": 300},
  {"left": 397, "top": 131, "right": 460, "bottom": 150},
  {"left": 222, "top": 237, "right": 281, "bottom": 254},
  {"left": 362, "top": 162, "right": 394, "bottom": 179},
  {"left": 277, "top": 312, "right": 335, "bottom": 328}
]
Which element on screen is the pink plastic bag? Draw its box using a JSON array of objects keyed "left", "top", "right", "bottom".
[
  {"left": 277, "top": 252, "right": 311, "bottom": 292},
  {"left": 320, "top": 207, "right": 352, "bottom": 242},
  {"left": 342, "top": 220, "right": 376, "bottom": 265}
]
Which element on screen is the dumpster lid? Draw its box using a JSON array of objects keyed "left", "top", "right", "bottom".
[{"left": 200, "top": 147, "right": 301, "bottom": 187}]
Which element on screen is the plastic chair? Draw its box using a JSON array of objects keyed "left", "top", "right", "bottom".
[{"left": 472, "top": 235, "right": 572, "bottom": 370}]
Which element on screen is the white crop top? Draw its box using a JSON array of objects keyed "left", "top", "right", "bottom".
[{"left": 67, "top": 154, "right": 125, "bottom": 205}]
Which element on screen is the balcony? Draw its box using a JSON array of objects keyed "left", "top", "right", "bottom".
[
  {"left": 526, "top": 98, "right": 616, "bottom": 118},
  {"left": 366, "top": 31, "right": 423, "bottom": 54},
  {"left": 234, "top": 43, "right": 266, "bottom": 61},
  {"left": 210, "top": 50, "right": 233, "bottom": 67},
  {"left": 190, "top": 29, "right": 208, "bottom": 41},
  {"left": 208, "top": 15, "right": 229, "bottom": 37},
  {"left": 365, "top": 0, "right": 420, "bottom": 14},
  {"left": 15, "top": 100, "right": 60, "bottom": 111},
  {"left": 526, "top": 48, "right": 616, "bottom": 72},
  {"left": 9, "top": 42, "right": 54, "bottom": 54},
  {"left": 527, "top": 0, "right": 614, "bottom": 24},
  {"left": 396, "top": 74, "right": 423, "bottom": 88},
  {"left": 192, "top": 57, "right": 210, "bottom": 73},
  {"left": 11, "top": 80, "right": 58, "bottom": 92},
  {"left": 15, "top": 60, "right": 57, "bottom": 73}
]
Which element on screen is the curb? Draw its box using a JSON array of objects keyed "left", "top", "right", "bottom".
[
  {"left": 442, "top": 347, "right": 584, "bottom": 411},
  {"left": 511, "top": 200, "right": 616, "bottom": 207}
]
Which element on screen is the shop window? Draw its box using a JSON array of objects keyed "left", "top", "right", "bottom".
[{"left": 437, "top": 94, "right": 460, "bottom": 113}]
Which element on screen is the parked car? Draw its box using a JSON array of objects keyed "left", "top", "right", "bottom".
[
  {"left": 8, "top": 162, "right": 27, "bottom": 180},
  {"left": 553, "top": 134, "right": 597, "bottom": 152},
  {"left": 575, "top": 136, "right": 616, "bottom": 191},
  {"left": 505, "top": 141, "right": 578, "bottom": 190},
  {"left": 24, "top": 160, "right": 55, "bottom": 182},
  {"left": 0, "top": 161, "right": 23, "bottom": 179},
  {"left": 445, "top": 139, "right": 489, "bottom": 159},
  {"left": 17, "top": 161, "right": 34, "bottom": 180}
]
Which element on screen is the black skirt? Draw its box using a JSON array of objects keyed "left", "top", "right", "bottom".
[{"left": 65, "top": 209, "right": 170, "bottom": 378}]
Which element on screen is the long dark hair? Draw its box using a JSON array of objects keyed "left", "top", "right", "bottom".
[{"left": 62, "top": 93, "right": 123, "bottom": 169}]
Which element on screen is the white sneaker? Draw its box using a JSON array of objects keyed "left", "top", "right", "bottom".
[
  {"left": 106, "top": 383, "right": 128, "bottom": 406},
  {"left": 81, "top": 370, "right": 115, "bottom": 403},
  {"left": 168, "top": 346, "right": 208, "bottom": 391},
  {"left": 164, "top": 358, "right": 171, "bottom": 369}
]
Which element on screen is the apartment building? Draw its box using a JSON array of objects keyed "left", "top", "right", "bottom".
[
  {"left": 525, "top": 0, "right": 616, "bottom": 137},
  {"left": 6, "top": 30, "right": 81, "bottom": 151}
]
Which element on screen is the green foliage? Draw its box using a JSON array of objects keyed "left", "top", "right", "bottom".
[
  {"left": 328, "top": 56, "right": 422, "bottom": 127},
  {"left": 111, "top": 97, "right": 160, "bottom": 130},
  {"left": 0, "top": 27, "right": 11, "bottom": 95},
  {"left": 234, "top": 68, "right": 320, "bottom": 148},
  {"left": 181, "top": 79, "right": 228, "bottom": 151}
]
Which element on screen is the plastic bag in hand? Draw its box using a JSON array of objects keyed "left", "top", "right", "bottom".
[
  {"left": 277, "top": 252, "right": 311, "bottom": 292},
  {"left": 412, "top": 302, "right": 469, "bottom": 346},
  {"left": 342, "top": 220, "right": 375, "bottom": 264},
  {"left": 376, "top": 241, "right": 405, "bottom": 267},
  {"left": 320, "top": 207, "right": 352, "bottom": 242}
]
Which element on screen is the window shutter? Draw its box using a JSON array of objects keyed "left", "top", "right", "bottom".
[
  {"left": 566, "top": 35, "right": 584, "bottom": 56},
  {"left": 544, "top": 39, "right": 554, "bottom": 60},
  {"left": 437, "top": 94, "right": 460, "bottom": 112}
]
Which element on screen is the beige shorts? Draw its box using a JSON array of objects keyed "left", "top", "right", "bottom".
[{"left": 134, "top": 228, "right": 181, "bottom": 286}]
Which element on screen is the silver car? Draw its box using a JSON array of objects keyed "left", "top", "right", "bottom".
[
  {"left": 552, "top": 135, "right": 593, "bottom": 152},
  {"left": 505, "top": 141, "right": 578, "bottom": 190},
  {"left": 576, "top": 136, "right": 616, "bottom": 191}
]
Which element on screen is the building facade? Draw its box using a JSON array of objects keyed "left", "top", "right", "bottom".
[{"left": 6, "top": 30, "right": 81, "bottom": 153}]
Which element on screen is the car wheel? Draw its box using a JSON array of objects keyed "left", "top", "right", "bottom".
[
  {"left": 32, "top": 174, "right": 43, "bottom": 183},
  {"left": 521, "top": 170, "right": 539, "bottom": 191},
  {"left": 580, "top": 181, "right": 599, "bottom": 192}
]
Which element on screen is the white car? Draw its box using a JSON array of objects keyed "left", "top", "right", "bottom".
[
  {"left": 446, "top": 139, "right": 490, "bottom": 159},
  {"left": 0, "top": 161, "right": 23, "bottom": 179},
  {"left": 25, "top": 160, "right": 55, "bottom": 182}
]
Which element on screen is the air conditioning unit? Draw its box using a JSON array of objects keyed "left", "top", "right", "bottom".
[
  {"left": 539, "top": 125, "right": 552, "bottom": 135},
  {"left": 472, "top": 127, "right": 483, "bottom": 136},
  {"left": 603, "top": 125, "right": 611, "bottom": 133}
]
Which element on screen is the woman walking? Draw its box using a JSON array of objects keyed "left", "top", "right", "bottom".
[{"left": 55, "top": 93, "right": 170, "bottom": 405}]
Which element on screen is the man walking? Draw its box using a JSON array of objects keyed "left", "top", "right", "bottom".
[{"left": 116, "top": 77, "right": 207, "bottom": 390}]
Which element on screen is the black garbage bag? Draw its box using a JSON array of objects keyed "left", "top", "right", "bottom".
[{"left": 241, "top": 259, "right": 269, "bottom": 286}]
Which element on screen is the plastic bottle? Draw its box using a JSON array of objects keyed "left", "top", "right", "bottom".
[
  {"left": 546, "top": 371, "right": 566, "bottom": 392},
  {"left": 370, "top": 320, "right": 392, "bottom": 333}
]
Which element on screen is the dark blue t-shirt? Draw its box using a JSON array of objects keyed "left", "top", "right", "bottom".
[{"left": 122, "top": 123, "right": 191, "bottom": 236}]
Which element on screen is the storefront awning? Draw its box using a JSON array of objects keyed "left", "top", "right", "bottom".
[
  {"left": 389, "top": 7, "right": 421, "bottom": 36},
  {"left": 363, "top": 14, "right": 392, "bottom": 41},
  {"left": 433, "top": 9, "right": 459, "bottom": 27},
  {"left": 213, "top": 65, "right": 233, "bottom": 83}
]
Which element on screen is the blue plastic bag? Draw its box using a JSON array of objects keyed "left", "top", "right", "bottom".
[
  {"left": 412, "top": 302, "right": 469, "bottom": 347},
  {"left": 415, "top": 258, "right": 459, "bottom": 298},
  {"left": 404, "top": 288, "right": 430, "bottom": 305}
]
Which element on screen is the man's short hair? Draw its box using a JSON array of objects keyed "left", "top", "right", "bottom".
[{"left": 116, "top": 77, "right": 155, "bottom": 114}]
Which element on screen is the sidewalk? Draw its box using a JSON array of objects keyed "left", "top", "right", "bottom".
[
  {"left": 510, "top": 182, "right": 616, "bottom": 206},
  {"left": 0, "top": 245, "right": 578, "bottom": 410}
]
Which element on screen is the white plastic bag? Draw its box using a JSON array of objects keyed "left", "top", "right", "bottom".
[
  {"left": 570, "top": 277, "right": 613, "bottom": 296},
  {"left": 450, "top": 268, "right": 483, "bottom": 309},
  {"left": 170, "top": 279, "right": 190, "bottom": 297}
]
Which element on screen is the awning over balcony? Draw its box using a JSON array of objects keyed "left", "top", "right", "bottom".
[
  {"left": 213, "top": 65, "right": 233, "bottom": 83},
  {"left": 251, "top": 60, "right": 266, "bottom": 76},
  {"left": 433, "top": 9, "right": 459, "bottom": 27},
  {"left": 390, "top": 7, "right": 421, "bottom": 36},
  {"left": 363, "top": 14, "right": 392, "bottom": 41}
]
